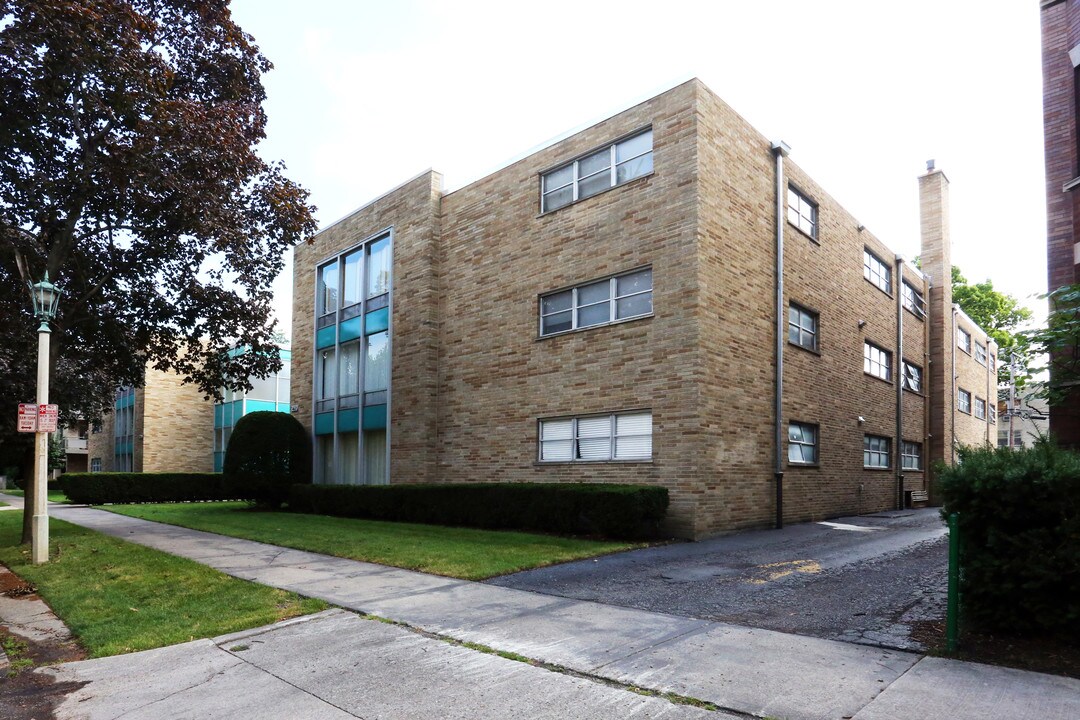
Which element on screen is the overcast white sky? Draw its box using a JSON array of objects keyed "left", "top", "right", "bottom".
[{"left": 228, "top": 0, "right": 1048, "bottom": 340}]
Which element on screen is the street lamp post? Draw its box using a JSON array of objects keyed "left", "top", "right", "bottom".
[{"left": 29, "top": 271, "right": 61, "bottom": 565}]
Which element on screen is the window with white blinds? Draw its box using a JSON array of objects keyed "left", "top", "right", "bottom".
[{"left": 539, "top": 412, "right": 652, "bottom": 462}]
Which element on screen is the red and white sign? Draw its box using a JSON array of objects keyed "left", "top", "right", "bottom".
[
  {"left": 37, "top": 404, "right": 59, "bottom": 433},
  {"left": 17, "top": 404, "right": 37, "bottom": 433}
]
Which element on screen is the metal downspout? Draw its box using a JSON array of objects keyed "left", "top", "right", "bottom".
[
  {"left": 771, "top": 140, "right": 790, "bottom": 530},
  {"left": 895, "top": 255, "right": 905, "bottom": 510}
]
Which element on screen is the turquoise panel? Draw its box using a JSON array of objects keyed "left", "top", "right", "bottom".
[
  {"left": 315, "top": 412, "right": 335, "bottom": 435},
  {"left": 338, "top": 408, "right": 359, "bottom": 433},
  {"left": 339, "top": 316, "right": 361, "bottom": 342},
  {"left": 214, "top": 404, "right": 223, "bottom": 428},
  {"left": 280, "top": 349, "right": 292, "bottom": 362},
  {"left": 232, "top": 400, "right": 244, "bottom": 422},
  {"left": 362, "top": 404, "right": 387, "bottom": 430},
  {"left": 365, "top": 307, "right": 389, "bottom": 335},
  {"left": 222, "top": 402, "right": 233, "bottom": 427},
  {"left": 214, "top": 452, "right": 224, "bottom": 473},
  {"left": 246, "top": 400, "right": 276, "bottom": 413},
  {"left": 277, "top": 403, "right": 290, "bottom": 413},
  {"left": 316, "top": 325, "right": 337, "bottom": 349}
]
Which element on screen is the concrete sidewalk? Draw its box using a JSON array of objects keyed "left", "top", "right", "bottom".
[{"left": 3, "top": 496, "right": 1078, "bottom": 720}]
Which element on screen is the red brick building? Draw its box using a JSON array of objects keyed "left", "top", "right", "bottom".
[{"left": 1041, "top": 0, "right": 1080, "bottom": 447}]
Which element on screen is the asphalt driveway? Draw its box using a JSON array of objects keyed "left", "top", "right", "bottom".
[{"left": 487, "top": 508, "right": 948, "bottom": 651}]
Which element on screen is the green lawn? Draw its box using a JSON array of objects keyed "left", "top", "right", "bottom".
[
  {"left": 0, "top": 512, "right": 326, "bottom": 658},
  {"left": 1, "top": 489, "right": 68, "bottom": 503},
  {"left": 107, "top": 502, "right": 642, "bottom": 580}
]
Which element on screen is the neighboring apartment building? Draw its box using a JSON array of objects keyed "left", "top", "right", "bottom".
[
  {"left": 1041, "top": 0, "right": 1080, "bottom": 447},
  {"left": 61, "top": 418, "right": 89, "bottom": 474},
  {"left": 998, "top": 385, "right": 1051, "bottom": 449},
  {"left": 88, "top": 349, "right": 291, "bottom": 473},
  {"left": 292, "top": 79, "right": 995, "bottom": 539},
  {"left": 88, "top": 367, "right": 215, "bottom": 473}
]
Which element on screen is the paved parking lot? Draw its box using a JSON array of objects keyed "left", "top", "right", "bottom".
[{"left": 488, "top": 508, "right": 948, "bottom": 651}]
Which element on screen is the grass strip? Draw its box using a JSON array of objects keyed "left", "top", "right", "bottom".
[
  {"left": 0, "top": 512, "right": 326, "bottom": 658},
  {"left": 107, "top": 501, "right": 642, "bottom": 580},
  {"left": 0, "top": 489, "right": 68, "bottom": 503}
]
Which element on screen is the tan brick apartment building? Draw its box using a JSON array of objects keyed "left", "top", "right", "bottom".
[
  {"left": 1041, "top": 0, "right": 1080, "bottom": 447},
  {"left": 87, "top": 350, "right": 291, "bottom": 473},
  {"left": 88, "top": 365, "right": 215, "bottom": 473},
  {"left": 293, "top": 79, "right": 995, "bottom": 538}
]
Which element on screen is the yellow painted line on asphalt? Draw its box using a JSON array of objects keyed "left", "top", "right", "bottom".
[{"left": 746, "top": 559, "right": 822, "bottom": 584}]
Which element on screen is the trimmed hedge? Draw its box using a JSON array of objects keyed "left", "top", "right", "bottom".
[
  {"left": 59, "top": 472, "right": 231, "bottom": 505},
  {"left": 289, "top": 483, "right": 668, "bottom": 539},
  {"left": 939, "top": 441, "right": 1080, "bottom": 635},
  {"left": 224, "top": 412, "right": 311, "bottom": 508}
]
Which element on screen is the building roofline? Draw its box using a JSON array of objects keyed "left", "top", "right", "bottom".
[
  {"left": 442, "top": 74, "right": 698, "bottom": 197},
  {"left": 953, "top": 304, "right": 996, "bottom": 347},
  {"left": 312, "top": 168, "right": 439, "bottom": 238}
]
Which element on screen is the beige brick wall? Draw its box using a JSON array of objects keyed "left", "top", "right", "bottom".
[
  {"left": 85, "top": 367, "right": 215, "bottom": 474},
  {"left": 436, "top": 81, "right": 703, "bottom": 537},
  {"left": 141, "top": 366, "right": 215, "bottom": 473},
  {"left": 86, "top": 407, "right": 114, "bottom": 471},
  {"left": 695, "top": 82, "right": 928, "bottom": 535},
  {"left": 952, "top": 311, "right": 998, "bottom": 452},
  {"left": 289, "top": 79, "right": 981, "bottom": 538}
]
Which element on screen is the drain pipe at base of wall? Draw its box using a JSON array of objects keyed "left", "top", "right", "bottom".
[
  {"left": 771, "top": 140, "right": 790, "bottom": 530},
  {"left": 895, "top": 254, "right": 905, "bottom": 510}
]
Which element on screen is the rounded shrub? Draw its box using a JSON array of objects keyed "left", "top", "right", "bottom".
[
  {"left": 223, "top": 411, "right": 312, "bottom": 508},
  {"left": 940, "top": 440, "right": 1080, "bottom": 635}
]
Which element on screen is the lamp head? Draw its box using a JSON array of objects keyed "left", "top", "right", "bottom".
[{"left": 29, "top": 271, "right": 63, "bottom": 326}]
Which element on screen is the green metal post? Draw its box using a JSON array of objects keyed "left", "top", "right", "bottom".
[{"left": 946, "top": 512, "right": 960, "bottom": 653}]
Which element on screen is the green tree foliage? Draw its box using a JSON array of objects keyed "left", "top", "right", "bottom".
[
  {"left": 48, "top": 432, "right": 65, "bottom": 474},
  {"left": 1023, "top": 284, "right": 1080, "bottom": 424},
  {"left": 0, "top": 1, "right": 317, "bottom": 535},
  {"left": 949, "top": 266, "right": 1033, "bottom": 386}
]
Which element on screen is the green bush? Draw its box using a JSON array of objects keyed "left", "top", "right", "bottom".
[
  {"left": 59, "top": 473, "right": 229, "bottom": 504},
  {"left": 939, "top": 441, "right": 1080, "bottom": 635},
  {"left": 223, "top": 412, "right": 311, "bottom": 508},
  {"left": 289, "top": 483, "right": 669, "bottom": 539}
]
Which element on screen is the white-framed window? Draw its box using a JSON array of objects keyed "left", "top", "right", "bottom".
[
  {"left": 957, "top": 328, "right": 971, "bottom": 353},
  {"left": 902, "top": 360, "right": 922, "bottom": 392},
  {"left": 990, "top": 354, "right": 996, "bottom": 372},
  {"left": 901, "top": 281, "right": 926, "bottom": 318},
  {"left": 540, "top": 268, "right": 652, "bottom": 337},
  {"left": 989, "top": 405, "right": 997, "bottom": 424},
  {"left": 787, "top": 187, "right": 818, "bottom": 239},
  {"left": 539, "top": 412, "right": 652, "bottom": 462},
  {"left": 974, "top": 397, "right": 987, "bottom": 420},
  {"left": 788, "top": 303, "right": 818, "bottom": 351},
  {"left": 541, "top": 130, "right": 653, "bottom": 213},
  {"left": 864, "top": 434, "right": 891, "bottom": 469},
  {"left": 788, "top": 422, "right": 818, "bottom": 465},
  {"left": 958, "top": 388, "right": 972, "bottom": 414},
  {"left": 864, "top": 342, "right": 892, "bottom": 381},
  {"left": 90, "top": 457, "right": 102, "bottom": 472},
  {"left": 901, "top": 441, "right": 922, "bottom": 471},
  {"left": 975, "top": 343, "right": 987, "bottom": 366},
  {"left": 863, "top": 249, "right": 891, "bottom": 294}
]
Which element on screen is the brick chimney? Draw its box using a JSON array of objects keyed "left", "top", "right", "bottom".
[{"left": 919, "top": 161, "right": 953, "bottom": 481}]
